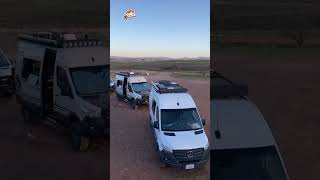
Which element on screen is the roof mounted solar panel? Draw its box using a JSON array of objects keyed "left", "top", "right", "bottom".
[
  {"left": 116, "top": 71, "right": 144, "bottom": 77},
  {"left": 153, "top": 80, "right": 188, "bottom": 94}
]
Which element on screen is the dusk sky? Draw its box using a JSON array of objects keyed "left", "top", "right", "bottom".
[{"left": 110, "top": 0, "right": 210, "bottom": 58}]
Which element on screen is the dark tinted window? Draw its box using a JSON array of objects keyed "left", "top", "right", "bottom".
[
  {"left": 128, "top": 83, "right": 133, "bottom": 92},
  {"left": 211, "top": 146, "right": 287, "bottom": 180},
  {"left": 161, "top": 108, "right": 202, "bottom": 131},
  {"left": 117, "top": 80, "right": 122, "bottom": 86},
  {"left": 70, "top": 65, "right": 108, "bottom": 95},
  {"left": 0, "top": 53, "right": 10, "bottom": 67},
  {"left": 22, "top": 58, "right": 40, "bottom": 79},
  {"left": 156, "top": 107, "right": 159, "bottom": 121},
  {"left": 56, "top": 66, "right": 71, "bottom": 95},
  {"left": 152, "top": 100, "right": 156, "bottom": 114},
  {"left": 132, "top": 82, "right": 149, "bottom": 93}
]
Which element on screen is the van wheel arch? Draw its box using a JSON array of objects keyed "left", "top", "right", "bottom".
[{"left": 68, "top": 115, "right": 90, "bottom": 152}]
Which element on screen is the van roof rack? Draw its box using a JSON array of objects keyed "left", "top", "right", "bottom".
[
  {"left": 152, "top": 80, "right": 188, "bottom": 94},
  {"left": 18, "top": 32, "right": 103, "bottom": 48},
  {"left": 211, "top": 70, "right": 248, "bottom": 99},
  {"left": 116, "top": 71, "right": 143, "bottom": 77}
]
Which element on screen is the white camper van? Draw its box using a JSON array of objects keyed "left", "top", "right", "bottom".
[
  {"left": 15, "top": 32, "right": 109, "bottom": 151},
  {"left": 210, "top": 71, "right": 289, "bottom": 180},
  {"left": 149, "top": 81, "right": 209, "bottom": 169},
  {"left": 115, "top": 72, "right": 149, "bottom": 109},
  {"left": 0, "top": 49, "right": 14, "bottom": 95}
]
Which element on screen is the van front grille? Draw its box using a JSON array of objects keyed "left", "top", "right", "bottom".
[{"left": 173, "top": 148, "right": 204, "bottom": 163}]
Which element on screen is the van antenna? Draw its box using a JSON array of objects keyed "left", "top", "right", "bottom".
[
  {"left": 215, "top": 117, "right": 221, "bottom": 139},
  {"left": 212, "top": 70, "right": 222, "bottom": 139}
]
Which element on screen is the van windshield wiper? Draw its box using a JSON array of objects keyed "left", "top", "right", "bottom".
[{"left": 78, "top": 90, "right": 108, "bottom": 96}]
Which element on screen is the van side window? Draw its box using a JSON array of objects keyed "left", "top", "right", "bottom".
[
  {"left": 117, "top": 80, "right": 122, "bottom": 86},
  {"left": 56, "top": 66, "right": 71, "bottom": 96},
  {"left": 22, "top": 58, "right": 40, "bottom": 79},
  {"left": 152, "top": 100, "right": 156, "bottom": 114},
  {"left": 156, "top": 106, "right": 159, "bottom": 121},
  {"left": 128, "top": 83, "right": 133, "bottom": 92}
]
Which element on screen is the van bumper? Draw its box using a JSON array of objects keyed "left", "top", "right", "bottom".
[
  {"left": 136, "top": 97, "right": 149, "bottom": 105},
  {"left": 159, "top": 148, "right": 209, "bottom": 169},
  {"left": 0, "top": 76, "right": 13, "bottom": 89},
  {"left": 82, "top": 117, "right": 109, "bottom": 138}
]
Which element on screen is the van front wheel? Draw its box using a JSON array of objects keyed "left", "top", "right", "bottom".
[
  {"left": 22, "top": 108, "right": 32, "bottom": 123},
  {"left": 116, "top": 94, "right": 121, "bottom": 101},
  {"left": 70, "top": 122, "right": 89, "bottom": 152},
  {"left": 132, "top": 100, "right": 138, "bottom": 110}
]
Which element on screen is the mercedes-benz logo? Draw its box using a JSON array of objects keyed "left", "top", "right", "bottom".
[{"left": 186, "top": 151, "right": 193, "bottom": 158}]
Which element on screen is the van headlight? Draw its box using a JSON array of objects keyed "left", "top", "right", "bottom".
[
  {"left": 161, "top": 144, "right": 173, "bottom": 153},
  {"left": 80, "top": 104, "right": 100, "bottom": 117},
  {"left": 204, "top": 142, "right": 209, "bottom": 150},
  {"left": 80, "top": 104, "right": 92, "bottom": 113}
]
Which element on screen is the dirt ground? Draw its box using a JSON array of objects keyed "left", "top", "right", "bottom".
[
  {"left": 110, "top": 71, "right": 210, "bottom": 180},
  {"left": 214, "top": 46, "right": 320, "bottom": 180},
  {"left": 0, "top": 94, "right": 108, "bottom": 180}
]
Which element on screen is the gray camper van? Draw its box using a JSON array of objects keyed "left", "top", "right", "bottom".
[
  {"left": 0, "top": 49, "right": 14, "bottom": 95},
  {"left": 210, "top": 70, "right": 289, "bottom": 180},
  {"left": 15, "top": 32, "right": 109, "bottom": 151}
]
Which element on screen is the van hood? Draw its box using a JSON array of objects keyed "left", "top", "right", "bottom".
[
  {"left": 161, "top": 130, "right": 208, "bottom": 150},
  {"left": 0, "top": 66, "right": 11, "bottom": 77},
  {"left": 80, "top": 94, "right": 108, "bottom": 118},
  {"left": 140, "top": 90, "right": 149, "bottom": 95}
]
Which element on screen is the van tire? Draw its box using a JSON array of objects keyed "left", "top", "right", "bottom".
[
  {"left": 70, "top": 122, "right": 89, "bottom": 152},
  {"left": 156, "top": 145, "right": 168, "bottom": 168},
  {"left": 22, "top": 108, "right": 32, "bottom": 123},
  {"left": 132, "top": 100, "right": 138, "bottom": 110},
  {"left": 6, "top": 79, "right": 15, "bottom": 96}
]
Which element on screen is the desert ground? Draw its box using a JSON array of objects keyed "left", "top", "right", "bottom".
[
  {"left": 0, "top": 94, "right": 108, "bottom": 180},
  {"left": 110, "top": 71, "right": 210, "bottom": 180},
  {"left": 213, "top": 46, "right": 320, "bottom": 180}
]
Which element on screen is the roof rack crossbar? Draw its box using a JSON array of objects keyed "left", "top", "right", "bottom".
[{"left": 18, "top": 33, "right": 103, "bottom": 48}]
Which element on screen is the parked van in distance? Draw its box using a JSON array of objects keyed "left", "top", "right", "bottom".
[
  {"left": 149, "top": 80, "right": 209, "bottom": 169},
  {"left": 0, "top": 49, "right": 14, "bottom": 95},
  {"left": 15, "top": 32, "right": 109, "bottom": 151},
  {"left": 115, "top": 72, "right": 150, "bottom": 109}
]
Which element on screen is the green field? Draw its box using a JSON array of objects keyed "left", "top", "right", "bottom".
[
  {"left": 111, "top": 60, "right": 209, "bottom": 80},
  {"left": 111, "top": 60, "right": 209, "bottom": 72}
]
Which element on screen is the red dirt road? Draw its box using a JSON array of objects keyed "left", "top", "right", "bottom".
[
  {"left": 0, "top": 95, "right": 108, "bottom": 180},
  {"left": 110, "top": 72, "right": 210, "bottom": 180}
]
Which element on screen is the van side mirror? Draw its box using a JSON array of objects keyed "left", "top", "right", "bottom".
[
  {"left": 201, "top": 119, "right": 206, "bottom": 126},
  {"left": 153, "top": 121, "right": 159, "bottom": 129}
]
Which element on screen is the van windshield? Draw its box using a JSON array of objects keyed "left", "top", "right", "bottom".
[
  {"left": 70, "top": 65, "right": 108, "bottom": 95},
  {"left": 132, "top": 82, "right": 149, "bottom": 93},
  {"left": 161, "top": 108, "right": 202, "bottom": 131},
  {"left": 211, "top": 146, "right": 288, "bottom": 180}
]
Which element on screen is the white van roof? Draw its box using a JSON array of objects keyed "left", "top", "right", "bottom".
[
  {"left": 157, "top": 93, "right": 196, "bottom": 109},
  {"left": 128, "top": 76, "right": 147, "bottom": 83},
  {"left": 211, "top": 99, "right": 275, "bottom": 150},
  {"left": 61, "top": 46, "right": 108, "bottom": 68}
]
